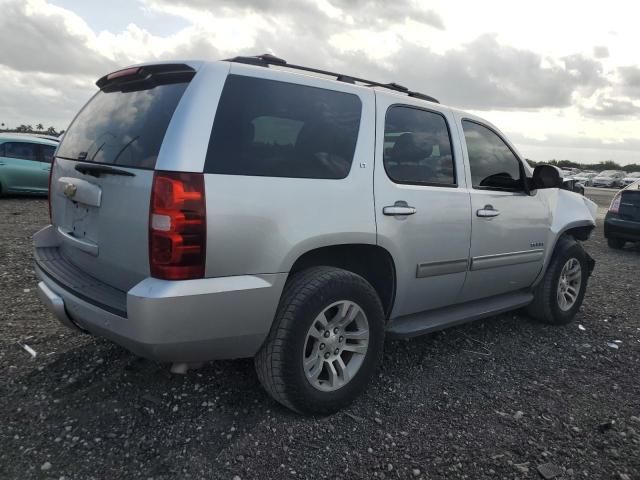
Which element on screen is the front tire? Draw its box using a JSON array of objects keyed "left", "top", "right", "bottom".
[
  {"left": 527, "top": 237, "right": 590, "bottom": 325},
  {"left": 255, "top": 267, "right": 385, "bottom": 415}
]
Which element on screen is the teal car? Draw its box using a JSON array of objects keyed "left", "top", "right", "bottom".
[{"left": 0, "top": 134, "right": 59, "bottom": 195}]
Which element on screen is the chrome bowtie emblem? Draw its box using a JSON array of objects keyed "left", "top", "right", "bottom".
[{"left": 63, "top": 183, "right": 77, "bottom": 198}]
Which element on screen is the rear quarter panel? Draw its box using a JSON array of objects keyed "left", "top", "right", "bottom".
[{"left": 200, "top": 65, "right": 378, "bottom": 277}]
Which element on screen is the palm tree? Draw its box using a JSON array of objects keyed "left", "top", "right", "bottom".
[
  {"left": 46, "top": 126, "right": 57, "bottom": 135},
  {"left": 36, "top": 123, "right": 44, "bottom": 131},
  {"left": 26, "top": 125, "right": 33, "bottom": 132}
]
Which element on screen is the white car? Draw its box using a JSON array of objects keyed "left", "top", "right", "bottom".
[
  {"left": 573, "top": 172, "right": 598, "bottom": 186},
  {"left": 592, "top": 170, "right": 626, "bottom": 188},
  {"left": 622, "top": 172, "right": 640, "bottom": 186}
]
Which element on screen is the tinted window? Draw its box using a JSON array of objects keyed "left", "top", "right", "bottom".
[
  {"left": 384, "top": 106, "right": 455, "bottom": 185},
  {"left": 462, "top": 121, "right": 523, "bottom": 191},
  {"left": 205, "top": 75, "right": 362, "bottom": 179},
  {"left": 41, "top": 145, "right": 56, "bottom": 163},
  {"left": 3, "top": 142, "right": 39, "bottom": 161},
  {"left": 56, "top": 82, "right": 189, "bottom": 169}
]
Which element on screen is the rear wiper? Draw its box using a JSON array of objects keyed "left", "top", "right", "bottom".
[{"left": 74, "top": 163, "right": 135, "bottom": 177}]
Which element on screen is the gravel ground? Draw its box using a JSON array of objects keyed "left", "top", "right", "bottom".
[{"left": 1, "top": 194, "right": 639, "bottom": 480}]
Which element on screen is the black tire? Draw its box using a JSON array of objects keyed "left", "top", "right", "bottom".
[
  {"left": 527, "top": 237, "right": 590, "bottom": 325},
  {"left": 607, "top": 237, "right": 625, "bottom": 249},
  {"left": 255, "top": 266, "right": 385, "bottom": 415}
]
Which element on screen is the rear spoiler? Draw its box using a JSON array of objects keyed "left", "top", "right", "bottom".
[{"left": 96, "top": 64, "right": 196, "bottom": 92}]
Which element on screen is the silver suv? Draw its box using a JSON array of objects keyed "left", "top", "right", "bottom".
[{"left": 34, "top": 55, "right": 597, "bottom": 414}]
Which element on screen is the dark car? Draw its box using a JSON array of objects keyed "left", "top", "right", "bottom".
[{"left": 605, "top": 180, "right": 640, "bottom": 249}]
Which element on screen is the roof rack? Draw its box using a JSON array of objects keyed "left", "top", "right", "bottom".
[{"left": 224, "top": 54, "right": 440, "bottom": 104}]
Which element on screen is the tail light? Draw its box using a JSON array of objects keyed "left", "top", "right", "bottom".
[
  {"left": 149, "top": 171, "right": 206, "bottom": 280},
  {"left": 48, "top": 157, "right": 56, "bottom": 221},
  {"left": 609, "top": 193, "right": 622, "bottom": 214}
]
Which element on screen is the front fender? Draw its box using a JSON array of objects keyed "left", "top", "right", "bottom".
[{"left": 533, "top": 189, "right": 597, "bottom": 286}]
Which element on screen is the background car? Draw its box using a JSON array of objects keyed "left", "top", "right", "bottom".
[
  {"left": 592, "top": 170, "right": 626, "bottom": 188},
  {"left": 622, "top": 172, "right": 640, "bottom": 186},
  {"left": 605, "top": 180, "right": 640, "bottom": 249},
  {"left": 573, "top": 171, "right": 597, "bottom": 186},
  {"left": 0, "top": 134, "right": 58, "bottom": 196}
]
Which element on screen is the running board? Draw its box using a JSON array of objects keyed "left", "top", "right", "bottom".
[{"left": 386, "top": 290, "right": 534, "bottom": 338}]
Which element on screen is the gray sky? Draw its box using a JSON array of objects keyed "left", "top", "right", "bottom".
[{"left": 1, "top": 0, "right": 639, "bottom": 164}]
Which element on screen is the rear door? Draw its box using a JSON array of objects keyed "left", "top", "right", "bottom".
[
  {"left": 374, "top": 98, "right": 471, "bottom": 318},
  {"left": 457, "top": 118, "right": 549, "bottom": 302},
  {"left": 50, "top": 64, "right": 196, "bottom": 291}
]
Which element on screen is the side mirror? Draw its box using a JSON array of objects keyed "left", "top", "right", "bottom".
[{"left": 531, "top": 165, "right": 563, "bottom": 190}]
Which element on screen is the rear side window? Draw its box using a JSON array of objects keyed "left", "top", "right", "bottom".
[
  {"left": 2, "top": 142, "right": 39, "bottom": 161},
  {"left": 205, "top": 75, "right": 362, "bottom": 179},
  {"left": 384, "top": 106, "right": 455, "bottom": 186},
  {"left": 56, "top": 82, "right": 190, "bottom": 169},
  {"left": 462, "top": 120, "right": 523, "bottom": 191},
  {"left": 41, "top": 145, "right": 56, "bottom": 163}
]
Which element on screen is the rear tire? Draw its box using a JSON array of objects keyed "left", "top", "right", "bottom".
[
  {"left": 255, "top": 266, "right": 385, "bottom": 415},
  {"left": 607, "top": 237, "right": 625, "bottom": 249},
  {"left": 527, "top": 237, "right": 590, "bottom": 325}
]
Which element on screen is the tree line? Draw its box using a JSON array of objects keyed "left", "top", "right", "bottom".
[
  {"left": 0, "top": 123, "right": 64, "bottom": 136},
  {"left": 526, "top": 158, "right": 640, "bottom": 173}
]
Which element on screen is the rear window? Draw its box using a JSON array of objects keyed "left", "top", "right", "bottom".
[
  {"left": 56, "top": 82, "right": 189, "bottom": 169},
  {"left": 205, "top": 75, "right": 362, "bottom": 179}
]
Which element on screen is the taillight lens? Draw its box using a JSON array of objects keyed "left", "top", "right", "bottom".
[
  {"left": 48, "top": 157, "right": 56, "bottom": 222},
  {"left": 149, "top": 171, "right": 206, "bottom": 280},
  {"left": 609, "top": 193, "right": 622, "bottom": 214}
]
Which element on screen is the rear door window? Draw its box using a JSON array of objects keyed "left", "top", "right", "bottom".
[
  {"left": 2, "top": 142, "right": 39, "bottom": 161},
  {"left": 41, "top": 145, "right": 56, "bottom": 163},
  {"left": 384, "top": 106, "right": 456, "bottom": 186},
  {"left": 205, "top": 75, "right": 362, "bottom": 179},
  {"left": 55, "top": 82, "right": 190, "bottom": 169}
]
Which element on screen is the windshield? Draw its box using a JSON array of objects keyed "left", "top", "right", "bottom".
[
  {"left": 599, "top": 170, "right": 618, "bottom": 176},
  {"left": 627, "top": 172, "right": 640, "bottom": 178},
  {"left": 56, "top": 81, "right": 189, "bottom": 169}
]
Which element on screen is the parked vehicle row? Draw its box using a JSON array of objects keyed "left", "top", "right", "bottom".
[
  {"left": 592, "top": 170, "right": 628, "bottom": 188},
  {"left": 0, "top": 134, "right": 58, "bottom": 195},
  {"left": 33, "top": 55, "right": 597, "bottom": 414}
]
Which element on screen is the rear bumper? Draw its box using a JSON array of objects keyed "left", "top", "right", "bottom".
[
  {"left": 34, "top": 226, "right": 287, "bottom": 362},
  {"left": 604, "top": 214, "right": 640, "bottom": 241}
]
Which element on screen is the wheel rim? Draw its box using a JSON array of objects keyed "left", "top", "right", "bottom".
[
  {"left": 302, "top": 300, "right": 369, "bottom": 392},
  {"left": 557, "top": 258, "right": 582, "bottom": 311}
]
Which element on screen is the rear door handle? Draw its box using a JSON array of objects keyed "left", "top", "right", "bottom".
[
  {"left": 476, "top": 205, "right": 500, "bottom": 218},
  {"left": 0, "top": 162, "right": 5, "bottom": 166},
  {"left": 383, "top": 201, "right": 417, "bottom": 216}
]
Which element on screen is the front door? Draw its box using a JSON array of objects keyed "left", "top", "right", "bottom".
[
  {"left": 457, "top": 118, "right": 549, "bottom": 302},
  {"left": 0, "top": 141, "right": 49, "bottom": 193},
  {"left": 374, "top": 98, "right": 471, "bottom": 318}
]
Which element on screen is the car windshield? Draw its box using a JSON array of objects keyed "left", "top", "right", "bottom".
[
  {"left": 599, "top": 170, "right": 617, "bottom": 176},
  {"left": 627, "top": 172, "right": 640, "bottom": 178}
]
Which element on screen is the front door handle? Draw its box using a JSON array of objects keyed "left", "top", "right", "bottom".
[
  {"left": 477, "top": 205, "right": 500, "bottom": 218},
  {"left": 0, "top": 161, "right": 5, "bottom": 166},
  {"left": 383, "top": 201, "right": 417, "bottom": 216}
]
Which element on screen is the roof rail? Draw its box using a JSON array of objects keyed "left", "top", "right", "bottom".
[{"left": 224, "top": 54, "right": 440, "bottom": 104}]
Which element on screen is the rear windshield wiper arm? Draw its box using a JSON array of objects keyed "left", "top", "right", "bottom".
[{"left": 74, "top": 163, "right": 135, "bottom": 178}]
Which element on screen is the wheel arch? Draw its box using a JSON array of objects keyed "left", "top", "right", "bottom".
[
  {"left": 287, "top": 244, "right": 396, "bottom": 319},
  {"left": 533, "top": 220, "right": 595, "bottom": 288}
]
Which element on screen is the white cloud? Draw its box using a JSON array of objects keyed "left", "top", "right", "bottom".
[{"left": 0, "top": 0, "right": 638, "bottom": 164}]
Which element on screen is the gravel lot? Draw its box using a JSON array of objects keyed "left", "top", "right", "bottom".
[{"left": 1, "top": 192, "right": 638, "bottom": 480}]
